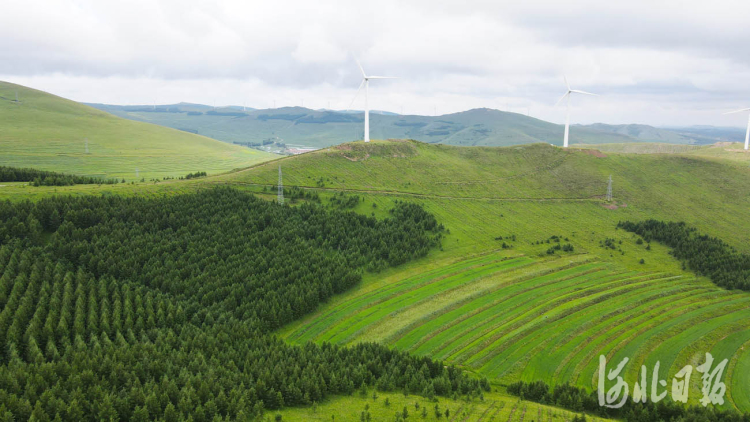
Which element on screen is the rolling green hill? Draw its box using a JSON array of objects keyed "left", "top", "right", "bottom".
[
  {"left": 0, "top": 81, "right": 276, "bottom": 180},
  {"left": 580, "top": 123, "right": 700, "bottom": 144},
  {"left": 88, "top": 103, "right": 681, "bottom": 149},
  {"left": 199, "top": 140, "right": 750, "bottom": 412}
]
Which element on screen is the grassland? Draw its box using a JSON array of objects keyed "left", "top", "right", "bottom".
[
  {"left": 270, "top": 389, "right": 613, "bottom": 421},
  {"left": 0, "top": 81, "right": 276, "bottom": 180},
  {"left": 4, "top": 138, "right": 750, "bottom": 416},
  {"left": 215, "top": 140, "right": 750, "bottom": 412},
  {"left": 578, "top": 141, "right": 750, "bottom": 166}
]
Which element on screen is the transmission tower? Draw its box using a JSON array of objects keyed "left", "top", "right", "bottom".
[
  {"left": 606, "top": 175, "right": 613, "bottom": 202},
  {"left": 277, "top": 165, "right": 284, "bottom": 205},
  {"left": 85, "top": 138, "right": 89, "bottom": 154}
]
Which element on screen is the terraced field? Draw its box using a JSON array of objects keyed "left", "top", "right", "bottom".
[{"left": 283, "top": 252, "right": 750, "bottom": 411}]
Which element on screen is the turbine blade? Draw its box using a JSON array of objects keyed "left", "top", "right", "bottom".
[
  {"left": 723, "top": 107, "right": 750, "bottom": 115},
  {"left": 355, "top": 59, "right": 366, "bottom": 78},
  {"left": 366, "top": 76, "right": 397, "bottom": 79},
  {"left": 564, "top": 75, "right": 570, "bottom": 91},
  {"left": 346, "top": 80, "right": 366, "bottom": 111},
  {"left": 570, "top": 89, "right": 598, "bottom": 96},
  {"left": 554, "top": 92, "right": 570, "bottom": 107}
]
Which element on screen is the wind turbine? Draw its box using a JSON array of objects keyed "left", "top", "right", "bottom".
[
  {"left": 347, "top": 60, "right": 396, "bottom": 142},
  {"left": 723, "top": 107, "right": 750, "bottom": 150},
  {"left": 555, "top": 76, "right": 598, "bottom": 148}
]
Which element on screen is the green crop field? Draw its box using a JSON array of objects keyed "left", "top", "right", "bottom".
[
  {"left": 280, "top": 251, "right": 750, "bottom": 411},
  {"left": 0, "top": 81, "right": 276, "bottom": 180}
]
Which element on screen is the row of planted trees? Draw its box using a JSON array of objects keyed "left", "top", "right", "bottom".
[{"left": 0, "top": 187, "right": 486, "bottom": 421}]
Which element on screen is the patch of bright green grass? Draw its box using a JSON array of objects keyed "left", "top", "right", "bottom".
[
  {"left": 0, "top": 81, "right": 276, "bottom": 180},
  {"left": 269, "top": 388, "right": 614, "bottom": 421}
]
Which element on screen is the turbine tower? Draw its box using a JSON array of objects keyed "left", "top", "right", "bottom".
[
  {"left": 723, "top": 108, "right": 750, "bottom": 150},
  {"left": 555, "top": 76, "right": 598, "bottom": 148},
  {"left": 347, "top": 60, "right": 396, "bottom": 142},
  {"left": 277, "top": 165, "right": 284, "bottom": 205}
]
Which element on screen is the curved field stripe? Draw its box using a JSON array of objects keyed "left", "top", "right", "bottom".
[
  {"left": 450, "top": 271, "right": 648, "bottom": 365},
  {"left": 727, "top": 338, "right": 750, "bottom": 411},
  {"left": 579, "top": 295, "right": 750, "bottom": 389},
  {"left": 616, "top": 298, "right": 750, "bottom": 381},
  {"left": 537, "top": 282, "right": 708, "bottom": 383},
  {"left": 497, "top": 276, "right": 695, "bottom": 383},
  {"left": 288, "top": 253, "right": 516, "bottom": 343},
  {"left": 322, "top": 257, "right": 533, "bottom": 344},
  {"left": 288, "top": 253, "right": 506, "bottom": 342},
  {"left": 372, "top": 257, "right": 593, "bottom": 345},
  {"left": 476, "top": 275, "right": 667, "bottom": 378},
  {"left": 393, "top": 263, "right": 618, "bottom": 352},
  {"left": 642, "top": 310, "right": 750, "bottom": 382},
  {"left": 560, "top": 288, "right": 724, "bottom": 385},
  {"left": 695, "top": 327, "right": 750, "bottom": 410},
  {"left": 417, "top": 264, "right": 613, "bottom": 359},
  {"left": 432, "top": 267, "right": 622, "bottom": 362}
]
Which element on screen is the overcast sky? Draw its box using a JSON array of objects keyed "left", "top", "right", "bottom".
[{"left": 2, "top": 0, "right": 750, "bottom": 127}]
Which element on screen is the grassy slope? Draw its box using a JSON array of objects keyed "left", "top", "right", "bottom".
[
  {"left": 0, "top": 81, "right": 276, "bottom": 180},
  {"left": 216, "top": 140, "right": 750, "bottom": 253},
  {"left": 208, "top": 140, "right": 750, "bottom": 412}
]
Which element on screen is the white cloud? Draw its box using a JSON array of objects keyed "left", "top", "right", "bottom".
[{"left": 1, "top": 0, "right": 749, "bottom": 127}]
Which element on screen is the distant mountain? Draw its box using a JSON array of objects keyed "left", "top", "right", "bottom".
[
  {"left": 87, "top": 103, "right": 707, "bottom": 149},
  {"left": 660, "top": 126, "right": 747, "bottom": 144},
  {"left": 577, "top": 123, "right": 700, "bottom": 144}
]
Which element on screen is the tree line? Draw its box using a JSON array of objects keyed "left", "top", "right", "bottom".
[
  {"left": 182, "top": 171, "right": 207, "bottom": 180},
  {"left": 0, "top": 166, "right": 121, "bottom": 186},
  {"left": 0, "top": 187, "right": 486, "bottom": 421},
  {"left": 617, "top": 220, "right": 750, "bottom": 291}
]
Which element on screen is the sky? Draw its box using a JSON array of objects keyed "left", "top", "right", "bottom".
[{"left": 2, "top": 0, "right": 750, "bottom": 127}]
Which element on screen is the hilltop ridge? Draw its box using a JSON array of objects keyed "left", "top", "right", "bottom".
[{"left": 0, "top": 81, "right": 276, "bottom": 179}]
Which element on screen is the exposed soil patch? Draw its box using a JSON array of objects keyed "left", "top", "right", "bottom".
[
  {"left": 581, "top": 149, "right": 607, "bottom": 158},
  {"left": 342, "top": 153, "right": 369, "bottom": 162},
  {"left": 601, "top": 202, "right": 627, "bottom": 210}
]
